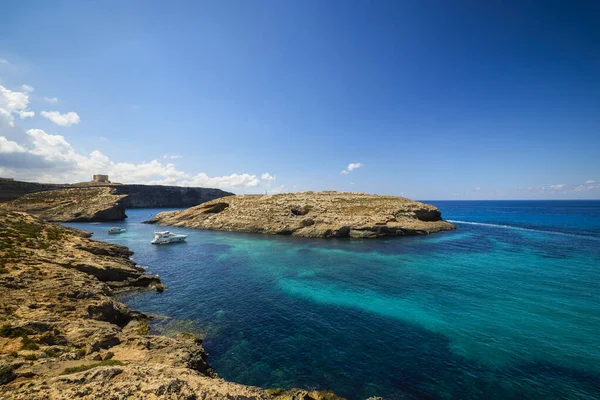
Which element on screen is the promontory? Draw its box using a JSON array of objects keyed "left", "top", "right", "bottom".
[
  {"left": 0, "top": 210, "right": 344, "bottom": 400},
  {"left": 3, "top": 187, "right": 127, "bottom": 222},
  {"left": 147, "top": 191, "right": 456, "bottom": 238}
]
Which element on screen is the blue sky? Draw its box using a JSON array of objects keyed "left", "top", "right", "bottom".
[{"left": 0, "top": 0, "right": 598, "bottom": 199}]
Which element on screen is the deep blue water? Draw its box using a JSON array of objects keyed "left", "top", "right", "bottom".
[{"left": 65, "top": 201, "right": 600, "bottom": 399}]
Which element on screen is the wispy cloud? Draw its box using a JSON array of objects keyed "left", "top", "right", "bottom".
[
  {"left": 40, "top": 111, "right": 80, "bottom": 127},
  {"left": 163, "top": 153, "right": 182, "bottom": 160},
  {"left": 0, "top": 58, "right": 8, "bottom": 65},
  {"left": 341, "top": 162, "right": 363, "bottom": 174},
  {"left": 42, "top": 96, "right": 59, "bottom": 103},
  {"left": 21, "top": 84, "right": 34, "bottom": 92}
]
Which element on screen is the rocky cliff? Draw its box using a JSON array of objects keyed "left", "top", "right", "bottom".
[
  {"left": 0, "top": 209, "right": 350, "bottom": 400},
  {"left": 0, "top": 210, "right": 345, "bottom": 400},
  {"left": 0, "top": 180, "right": 233, "bottom": 208},
  {"left": 4, "top": 187, "right": 127, "bottom": 222},
  {"left": 148, "top": 191, "right": 456, "bottom": 238}
]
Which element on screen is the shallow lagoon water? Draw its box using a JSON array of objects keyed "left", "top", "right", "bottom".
[{"left": 65, "top": 201, "right": 600, "bottom": 399}]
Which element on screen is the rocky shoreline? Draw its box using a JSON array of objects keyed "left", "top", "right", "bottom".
[
  {"left": 4, "top": 187, "right": 127, "bottom": 222},
  {"left": 0, "top": 210, "right": 345, "bottom": 399},
  {"left": 148, "top": 191, "right": 456, "bottom": 238}
]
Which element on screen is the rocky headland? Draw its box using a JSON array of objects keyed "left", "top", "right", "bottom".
[
  {"left": 4, "top": 187, "right": 127, "bottom": 222},
  {"left": 147, "top": 191, "right": 456, "bottom": 238},
  {"left": 0, "top": 179, "right": 233, "bottom": 208},
  {"left": 0, "top": 210, "right": 345, "bottom": 400}
]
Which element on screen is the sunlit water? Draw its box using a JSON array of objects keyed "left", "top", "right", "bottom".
[{"left": 64, "top": 201, "right": 600, "bottom": 399}]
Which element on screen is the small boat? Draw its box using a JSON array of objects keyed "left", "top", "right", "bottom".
[
  {"left": 151, "top": 231, "right": 187, "bottom": 244},
  {"left": 108, "top": 227, "right": 126, "bottom": 234}
]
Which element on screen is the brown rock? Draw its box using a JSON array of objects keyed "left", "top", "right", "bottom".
[
  {"left": 147, "top": 191, "right": 456, "bottom": 238},
  {"left": 5, "top": 187, "right": 127, "bottom": 222}
]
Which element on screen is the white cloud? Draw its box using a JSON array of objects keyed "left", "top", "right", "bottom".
[
  {"left": 43, "top": 97, "right": 59, "bottom": 103},
  {"left": 0, "top": 136, "right": 26, "bottom": 153},
  {"left": 182, "top": 173, "right": 260, "bottom": 189},
  {"left": 261, "top": 172, "right": 275, "bottom": 182},
  {"left": 0, "top": 58, "right": 8, "bottom": 65},
  {"left": 21, "top": 84, "right": 34, "bottom": 92},
  {"left": 0, "top": 124, "right": 267, "bottom": 190},
  {"left": 341, "top": 162, "right": 363, "bottom": 174},
  {"left": 0, "top": 84, "right": 31, "bottom": 126},
  {"left": 163, "top": 153, "right": 182, "bottom": 159},
  {"left": 17, "top": 110, "right": 34, "bottom": 119},
  {"left": 549, "top": 184, "right": 565, "bottom": 189},
  {"left": 585, "top": 180, "right": 595, "bottom": 184},
  {"left": 40, "top": 111, "right": 80, "bottom": 127}
]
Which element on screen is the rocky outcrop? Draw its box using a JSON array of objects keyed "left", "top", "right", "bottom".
[
  {"left": 4, "top": 187, "right": 127, "bottom": 222},
  {"left": 147, "top": 191, "right": 456, "bottom": 238},
  {"left": 0, "top": 210, "right": 347, "bottom": 399},
  {"left": 0, "top": 179, "right": 233, "bottom": 208}
]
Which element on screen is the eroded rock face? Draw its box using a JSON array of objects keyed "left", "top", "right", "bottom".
[
  {"left": 0, "top": 179, "right": 234, "bottom": 208},
  {"left": 0, "top": 210, "right": 349, "bottom": 399},
  {"left": 5, "top": 187, "right": 127, "bottom": 222},
  {"left": 148, "top": 191, "right": 456, "bottom": 238}
]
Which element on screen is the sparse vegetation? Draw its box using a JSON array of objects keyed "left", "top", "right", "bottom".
[
  {"left": 24, "top": 353, "right": 38, "bottom": 361},
  {"left": 60, "top": 359, "right": 124, "bottom": 375},
  {"left": 20, "top": 335, "right": 39, "bottom": 350},
  {"left": 43, "top": 347, "right": 63, "bottom": 358},
  {"left": 0, "top": 324, "right": 34, "bottom": 338}
]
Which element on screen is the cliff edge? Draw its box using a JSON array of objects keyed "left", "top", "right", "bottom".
[
  {"left": 147, "top": 191, "right": 455, "bottom": 238},
  {"left": 0, "top": 179, "right": 233, "bottom": 208},
  {"left": 4, "top": 187, "right": 127, "bottom": 222},
  {"left": 0, "top": 211, "right": 346, "bottom": 400}
]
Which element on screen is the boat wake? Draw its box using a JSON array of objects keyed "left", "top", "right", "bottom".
[{"left": 447, "top": 220, "right": 600, "bottom": 241}]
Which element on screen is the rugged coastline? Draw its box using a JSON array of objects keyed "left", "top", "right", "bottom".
[
  {"left": 0, "top": 179, "right": 233, "bottom": 209},
  {"left": 0, "top": 210, "right": 345, "bottom": 399},
  {"left": 148, "top": 191, "right": 456, "bottom": 238},
  {"left": 4, "top": 187, "right": 127, "bottom": 222}
]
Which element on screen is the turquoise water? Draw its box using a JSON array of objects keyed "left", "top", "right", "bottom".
[{"left": 65, "top": 201, "right": 600, "bottom": 399}]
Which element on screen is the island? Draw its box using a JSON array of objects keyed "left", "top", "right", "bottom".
[{"left": 147, "top": 191, "right": 456, "bottom": 238}]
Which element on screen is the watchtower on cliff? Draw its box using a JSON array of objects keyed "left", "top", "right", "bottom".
[{"left": 92, "top": 174, "right": 110, "bottom": 183}]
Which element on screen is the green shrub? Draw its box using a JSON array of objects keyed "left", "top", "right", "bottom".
[
  {"left": 0, "top": 324, "right": 33, "bottom": 338},
  {"left": 24, "top": 353, "right": 38, "bottom": 361},
  {"left": 20, "top": 336, "right": 39, "bottom": 351}
]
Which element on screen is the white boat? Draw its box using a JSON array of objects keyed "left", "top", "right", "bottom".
[
  {"left": 108, "top": 227, "right": 126, "bottom": 234},
  {"left": 151, "top": 231, "right": 187, "bottom": 244}
]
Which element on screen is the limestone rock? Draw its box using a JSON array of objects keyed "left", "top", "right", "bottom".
[
  {"left": 0, "top": 210, "right": 351, "bottom": 399},
  {"left": 5, "top": 187, "right": 127, "bottom": 222},
  {"left": 148, "top": 191, "right": 456, "bottom": 238}
]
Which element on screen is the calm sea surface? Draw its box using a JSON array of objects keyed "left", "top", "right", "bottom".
[{"left": 64, "top": 200, "right": 600, "bottom": 399}]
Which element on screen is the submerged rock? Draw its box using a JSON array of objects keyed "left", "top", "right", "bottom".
[
  {"left": 4, "top": 187, "right": 127, "bottom": 222},
  {"left": 147, "top": 191, "right": 456, "bottom": 238}
]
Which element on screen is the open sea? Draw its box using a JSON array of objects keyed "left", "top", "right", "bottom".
[{"left": 64, "top": 200, "right": 600, "bottom": 399}]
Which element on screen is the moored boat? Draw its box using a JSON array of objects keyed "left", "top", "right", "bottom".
[
  {"left": 108, "top": 227, "right": 126, "bottom": 234},
  {"left": 151, "top": 231, "right": 187, "bottom": 244}
]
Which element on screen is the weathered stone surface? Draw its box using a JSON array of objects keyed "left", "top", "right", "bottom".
[
  {"left": 148, "top": 191, "right": 456, "bottom": 238},
  {"left": 0, "top": 210, "right": 348, "bottom": 399},
  {"left": 4, "top": 187, "right": 127, "bottom": 222},
  {"left": 0, "top": 179, "right": 233, "bottom": 208}
]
